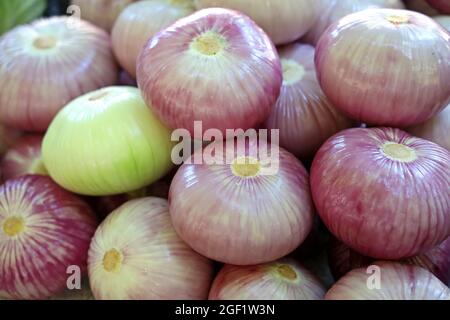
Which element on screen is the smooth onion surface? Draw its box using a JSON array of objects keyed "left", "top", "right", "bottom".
[
  {"left": 311, "top": 127, "right": 450, "bottom": 259},
  {"left": 112, "top": 0, "right": 195, "bottom": 78},
  {"left": 194, "top": 0, "right": 320, "bottom": 45},
  {"left": 137, "top": 8, "right": 282, "bottom": 134},
  {"left": 325, "top": 262, "right": 450, "bottom": 300},
  {"left": 426, "top": 0, "right": 450, "bottom": 13},
  {"left": 88, "top": 197, "right": 214, "bottom": 300},
  {"left": 404, "top": 0, "right": 440, "bottom": 15},
  {"left": 264, "top": 43, "right": 353, "bottom": 160},
  {"left": 434, "top": 15, "right": 450, "bottom": 32},
  {"left": 0, "top": 175, "right": 97, "bottom": 300},
  {"left": 209, "top": 259, "right": 326, "bottom": 300},
  {"left": 315, "top": 9, "right": 450, "bottom": 127}
]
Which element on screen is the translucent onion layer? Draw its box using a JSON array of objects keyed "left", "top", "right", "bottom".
[
  {"left": 426, "top": 0, "right": 450, "bottom": 13},
  {"left": 311, "top": 127, "right": 450, "bottom": 259},
  {"left": 88, "top": 197, "right": 214, "bottom": 300},
  {"left": 137, "top": 8, "right": 282, "bottom": 135},
  {"left": 315, "top": 9, "right": 450, "bottom": 127},
  {"left": 112, "top": 0, "right": 195, "bottom": 78},
  {"left": 325, "top": 262, "right": 450, "bottom": 300},
  {"left": 0, "top": 17, "right": 118, "bottom": 132},
  {"left": 0, "top": 175, "right": 98, "bottom": 300},
  {"left": 264, "top": 43, "right": 353, "bottom": 160},
  {"left": 209, "top": 259, "right": 326, "bottom": 300},
  {"left": 434, "top": 15, "right": 450, "bottom": 33}
]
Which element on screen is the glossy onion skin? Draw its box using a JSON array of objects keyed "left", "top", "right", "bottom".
[
  {"left": 427, "top": 0, "right": 450, "bottom": 13},
  {"left": 325, "top": 261, "right": 450, "bottom": 300},
  {"left": 0, "top": 17, "right": 118, "bottom": 132},
  {"left": 209, "top": 259, "right": 326, "bottom": 300},
  {"left": 194, "top": 0, "right": 320, "bottom": 45},
  {"left": 88, "top": 197, "right": 214, "bottom": 300},
  {"left": 112, "top": 0, "right": 195, "bottom": 78},
  {"left": 315, "top": 9, "right": 450, "bottom": 127},
  {"left": 311, "top": 127, "right": 450, "bottom": 259},
  {"left": 264, "top": 43, "right": 353, "bottom": 160},
  {"left": 137, "top": 8, "right": 282, "bottom": 135},
  {"left": 434, "top": 15, "right": 450, "bottom": 31},
  {"left": 0, "top": 175, "right": 97, "bottom": 300},
  {"left": 169, "top": 140, "right": 315, "bottom": 265}
]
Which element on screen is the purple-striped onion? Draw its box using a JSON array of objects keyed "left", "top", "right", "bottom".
[
  {"left": 404, "top": 0, "right": 440, "bottom": 15},
  {"left": 264, "top": 43, "right": 353, "bottom": 160},
  {"left": 435, "top": 15, "right": 450, "bottom": 32},
  {"left": 315, "top": 9, "right": 450, "bottom": 127},
  {"left": 311, "top": 127, "right": 450, "bottom": 259},
  {"left": 0, "top": 175, "right": 97, "bottom": 300},
  {"left": 137, "top": 8, "right": 282, "bottom": 134},
  {"left": 427, "top": 0, "right": 450, "bottom": 13},
  {"left": 209, "top": 259, "right": 326, "bottom": 300},
  {"left": 88, "top": 197, "right": 214, "bottom": 300}
]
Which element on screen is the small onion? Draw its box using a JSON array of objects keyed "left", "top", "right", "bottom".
[
  {"left": 404, "top": 0, "right": 440, "bottom": 15},
  {"left": 315, "top": 9, "right": 450, "bottom": 127},
  {"left": 264, "top": 43, "right": 354, "bottom": 160},
  {"left": 426, "top": 0, "right": 450, "bottom": 13},
  {"left": 434, "top": 15, "right": 450, "bottom": 32},
  {"left": 88, "top": 197, "right": 214, "bottom": 300},
  {"left": 112, "top": 0, "right": 195, "bottom": 78},
  {"left": 137, "top": 8, "right": 282, "bottom": 134},
  {"left": 209, "top": 259, "right": 326, "bottom": 300},
  {"left": 311, "top": 127, "right": 450, "bottom": 259},
  {"left": 325, "top": 261, "right": 450, "bottom": 300},
  {"left": 0, "top": 175, "right": 98, "bottom": 300},
  {"left": 0, "top": 17, "right": 118, "bottom": 132}
]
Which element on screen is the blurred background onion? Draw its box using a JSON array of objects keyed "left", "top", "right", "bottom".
[{"left": 426, "top": 0, "right": 450, "bottom": 13}]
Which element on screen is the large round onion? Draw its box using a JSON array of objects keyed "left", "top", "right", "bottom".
[
  {"left": 325, "top": 262, "right": 450, "bottom": 300},
  {"left": 311, "top": 127, "right": 450, "bottom": 259},
  {"left": 137, "top": 8, "right": 282, "bottom": 134},
  {"left": 315, "top": 9, "right": 450, "bottom": 127},
  {"left": 112, "top": 0, "right": 195, "bottom": 78},
  {"left": 0, "top": 175, "right": 97, "bottom": 300},
  {"left": 194, "top": 0, "right": 320, "bottom": 45},
  {"left": 435, "top": 15, "right": 450, "bottom": 32},
  {"left": 404, "top": 0, "right": 440, "bottom": 15},
  {"left": 169, "top": 139, "right": 315, "bottom": 265},
  {"left": 264, "top": 43, "right": 353, "bottom": 160},
  {"left": 0, "top": 17, "right": 118, "bottom": 132},
  {"left": 88, "top": 197, "right": 213, "bottom": 300},
  {"left": 426, "top": 0, "right": 450, "bottom": 13},
  {"left": 209, "top": 259, "right": 326, "bottom": 300}
]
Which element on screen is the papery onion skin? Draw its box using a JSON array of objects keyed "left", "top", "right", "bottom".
[
  {"left": 209, "top": 259, "right": 326, "bottom": 300},
  {"left": 88, "top": 197, "right": 214, "bottom": 300},
  {"left": 325, "top": 261, "right": 450, "bottom": 300},
  {"left": 404, "top": 0, "right": 440, "bottom": 15},
  {"left": 194, "top": 0, "right": 320, "bottom": 45},
  {"left": 315, "top": 9, "right": 450, "bottom": 127},
  {"left": 426, "top": 0, "right": 450, "bottom": 13},
  {"left": 311, "top": 127, "right": 450, "bottom": 259},
  {"left": 264, "top": 43, "right": 354, "bottom": 160},
  {"left": 169, "top": 139, "right": 315, "bottom": 265},
  {"left": 434, "top": 15, "right": 450, "bottom": 31},
  {"left": 137, "top": 8, "right": 282, "bottom": 135},
  {"left": 42, "top": 86, "right": 174, "bottom": 196},
  {"left": 0, "top": 17, "right": 118, "bottom": 132},
  {"left": 112, "top": 0, "right": 195, "bottom": 78},
  {"left": 0, "top": 175, "right": 97, "bottom": 300}
]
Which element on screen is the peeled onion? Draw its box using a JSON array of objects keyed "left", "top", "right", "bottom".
[
  {"left": 434, "top": 15, "right": 450, "bottom": 32},
  {"left": 209, "top": 259, "right": 326, "bottom": 300},
  {"left": 0, "top": 17, "right": 118, "bottom": 132},
  {"left": 426, "top": 0, "right": 450, "bottom": 13},
  {"left": 311, "top": 127, "right": 450, "bottom": 259},
  {"left": 315, "top": 9, "right": 450, "bottom": 127},
  {"left": 88, "top": 197, "right": 213, "bottom": 300}
]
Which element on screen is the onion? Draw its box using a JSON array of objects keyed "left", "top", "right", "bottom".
[
  {"left": 325, "top": 261, "right": 450, "bottom": 300},
  {"left": 112, "top": 0, "right": 195, "bottom": 78},
  {"left": 315, "top": 9, "right": 450, "bottom": 127},
  {"left": 169, "top": 139, "right": 315, "bottom": 265},
  {"left": 434, "top": 15, "right": 450, "bottom": 32},
  {"left": 0, "top": 17, "right": 118, "bottom": 132},
  {"left": 264, "top": 43, "right": 354, "bottom": 160},
  {"left": 194, "top": 0, "right": 320, "bottom": 45},
  {"left": 88, "top": 197, "right": 214, "bottom": 300},
  {"left": 426, "top": 0, "right": 450, "bottom": 13},
  {"left": 209, "top": 259, "right": 326, "bottom": 300},
  {"left": 137, "top": 8, "right": 282, "bottom": 134},
  {"left": 311, "top": 127, "right": 450, "bottom": 259},
  {"left": 404, "top": 0, "right": 440, "bottom": 15},
  {"left": 0, "top": 175, "right": 98, "bottom": 300}
]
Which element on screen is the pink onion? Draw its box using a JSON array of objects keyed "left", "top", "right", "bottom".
[
  {"left": 315, "top": 9, "right": 450, "bottom": 127},
  {"left": 434, "top": 15, "right": 450, "bottom": 32},
  {"left": 0, "top": 17, "right": 118, "bottom": 132},
  {"left": 404, "top": 0, "right": 440, "bottom": 15},
  {"left": 0, "top": 175, "right": 98, "bottom": 300},
  {"left": 264, "top": 43, "right": 354, "bottom": 160},
  {"left": 88, "top": 197, "right": 214, "bottom": 300},
  {"left": 112, "top": 0, "right": 195, "bottom": 78},
  {"left": 137, "top": 8, "right": 282, "bottom": 134},
  {"left": 209, "top": 259, "right": 326, "bottom": 300},
  {"left": 311, "top": 127, "right": 450, "bottom": 259},
  {"left": 427, "top": 0, "right": 450, "bottom": 13}
]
